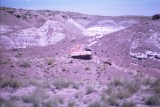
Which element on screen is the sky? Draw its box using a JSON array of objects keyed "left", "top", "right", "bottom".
[{"left": 0, "top": 0, "right": 160, "bottom": 16}]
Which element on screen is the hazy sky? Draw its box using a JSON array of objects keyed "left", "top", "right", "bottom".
[{"left": 1, "top": 0, "right": 160, "bottom": 16}]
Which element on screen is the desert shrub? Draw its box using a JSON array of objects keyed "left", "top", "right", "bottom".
[
  {"left": 16, "top": 15, "right": 21, "bottom": 18},
  {"left": 68, "top": 101, "right": 76, "bottom": 107},
  {"left": 0, "top": 77, "right": 22, "bottom": 89},
  {"left": 108, "top": 97, "right": 118, "bottom": 106},
  {"left": 85, "top": 86, "right": 95, "bottom": 95},
  {"left": 43, "top": 96, "right": 64, "bottom": 107},
  {"left": 145, "top": 95, "right": 160, "bottom": 106},
  {"left": 53, "top": 79, "right": 71, "bottom": 89},
  {"left": 114, "top": 87, "right": 130, "bottom": 99},
  {"left": 0, "top": 59, "right": 10, "bottom": 65},
  {"left": 0, "top": 96, "right": 21, "bottom": 107},
  {"left": 74, "top": 91, "right": 83, "bottom": 99},
  {"left": 121, "top": 101, "right": 136, "bottom": 107},
  {"left": 110, "top": 79, "right": 123, "bottom": 86},
  {"left": 0, "top": 100, "right": 18, "bottom": 107},
  {"left": 103, "top": 61, "right": 112, "bottom": 66},
  {"left": 105, "top": 85, "right": 130, "bottom": 99},
  {"left": 111, "top": 79, "right": 140, "bottom": 94},
  {"left": 142, "top": 78, "right": 155, "bottom": 86},
  {"left": 15, "top": 53, "right": 22, "bottom": 58},
  {"left": 22, "top": 88, "right": 48, "bottom": 107},
  {"left": 102, "top": 79, "right": 140, "bottom": 102},
  {"left": 55, "top": 97, "right": 64, "bottom": 104},
  {"left": 150, "top": 79, "right": 160, "bottom": 94},
  {"left": 62, "top": 67, "right": 67, "bottom": 72},
  {"left": 12, "top": 48, "right": 18, "bottom": 51},
  {"left": 124, "top": 80, "right": 140, "bottom": 94},
  {"left": 45, "top": 101, "right": 53, "bottom": 107},
  {"left": 85, "top": 67, "right": 90, "bottom": 70},
  {"left": 19, "top": 60, "right": 31, "bottom": 68},
  {"left": 88, "top": 101, "right": 102, "bottom": 107},
  {"left": 153, "top": 85, "right": 160, "bottom": 94},
  {"left": 98, "top": 63, "right": 107, "bottom": 71},
  {"left": 72, "top": 82, "right": 80, "bottom": 89},
  {"left": 10, "top": 64, "right": 14, "bottom": 67},
  {"left": 0, "top": 60, "right": 7, "bottom": 65}
]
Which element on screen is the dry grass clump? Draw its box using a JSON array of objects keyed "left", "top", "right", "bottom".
[
  {"left": 150, "top": 79, "right": 160, "bottom": 94},
  {"left": 22, "top": 87, "right": 64, "bottom": 107},
  {"left": 0, "top": 76, "right": 22, "bottom": 89},
  {"left": 110, "top": 79, "right": 123, "bottom": 86},
  {"left": 15, "top": 53, "right": 22, "bottom": 58},
  {"left": 44, "top": 96, "right": 64, "bottom": 107},
  {"left": 68, "top": 101, "right": 76, "bottom": 107},
  {"left": 121, "top": 101, "right": 136, "bottom": 107},
  {"left": 142, "top": 78, "right": 160, "bottom": 106},
  {"left": 0, "top": 100, "right": 18, "bottom": 107},
  {"left": 143, "top": 78, "right": 160, "bottom": 106},
  {"left": 22, "top": 88, "right": 47, "bottom": 107},
  {"left": 52, "top": 79, "right": 72, "bottom": 89},
  {"left": 88, "top": 100, "right": 109, "bottom": 107},
  {"left": 19, "top": 60, "right": 31, "bottom": 68},
  {"left": 0, "top": 59, "right": 11, "bottom": 65},
  {"left": 85, "top": 67, "right": 90, "bottom": 70},
  {"left": 22, "top": 88, "right": 65, "bottom": 107},
  {"left": 85, "top": 86, "right": 95, "bottom": 95},
  {"left": 108, "top": 97, "right": 119, "bottom": 106},
  {"left": 145, "top": 95, "right": 160, "bottom": 106},
  {"left": 88, "top": 101, "right": 102, "bottom": 107},
  {"left": 110, "top": 79, "right": 140, "bottom": 94},
  {"left": 99, "top": 79, "right": 141, "bottom": 106},
  {"left": 105, "top": 80, "right": 140, "bottom": 99}
]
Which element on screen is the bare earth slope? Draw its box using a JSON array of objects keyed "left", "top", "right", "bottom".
[{"left": 92, "top": 20, "right": 160, "bottom": 77}]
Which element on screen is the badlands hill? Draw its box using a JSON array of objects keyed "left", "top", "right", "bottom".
[{"left": 0, "top": 7, "right": 160, "bottom": 107}]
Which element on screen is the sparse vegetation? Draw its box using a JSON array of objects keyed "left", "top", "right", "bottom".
[
  {"left": 19, "top": 60, "right": 31, "bottom": 68},
  {"left": 86, "top": 86, "right": 95, "bottom": 95},
  {"left": 62, "top": 67, "right": 67, "bottom": 72},
  {"left": 111, "top": 79, "right": 123, "bottom": 86},
  {"left": 150, "top": 79, "right": 160, "bottom": 94},
  {"left": 12, "top": 48, "right": 18, "bottom": 51},
  {"left": 101, "top": 93, "right": 119, "bottom": 106},
  {"left": 99, "top": 79, "right": 142, "bottom": 106},
  {"left": 121, "top": 101, "right": 136, "bottom": 107},
  {"left": 22, "top": 88, "right": 49, "bottom": 107},
  {"left": 52, "top": 79, "right": 71, "bottom": 89},
  {"left": 0, "top": 77, "right": 22, "bottom": 89},
  {"left": 145, "top": 95, "right": 160, "bottom": 106},
  {"left": 110, "top": 79, "right": 140, "bottom": 94},
  {"left": 88, "top": 101, "right": 102, "bottom": 107},
  {"left": 15, "top": 53, "right": 22, "bottom": 58},
  {"left": 85, "top": 67, "right": 90, "bottom": 70},
  {"left": 0, "top": 100, "right": 18, "bottom": 107},
  {"left": 0, "top": 59, "right": 11, "bottom": 65},
  {"left": 68, "top": 101, "right": 76, "bottom": 107}
]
